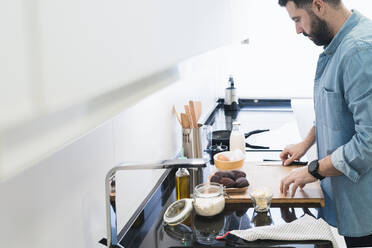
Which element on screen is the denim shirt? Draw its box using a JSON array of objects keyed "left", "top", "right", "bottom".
[{"left": 314, "top": 10, "right": 372, "bottom": 236}]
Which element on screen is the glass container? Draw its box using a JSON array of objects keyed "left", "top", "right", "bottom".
[
  {"left": 193, "top": 182, "right": 225, "bottom": 217},
  {"left": 229, "top": 122, "right": 246, "bottom": 154},
  {"left": 176, "top": 168, "right": 190, "bottom": 200},
  {"left": 250, "top": 187, "right": 273, "bottom": 212}
]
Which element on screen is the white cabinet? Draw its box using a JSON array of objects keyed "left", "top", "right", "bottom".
[
  {"left": 1, "top": 0, "right": 242, "bottom": 129},
  {"left": 0, "top": 0, "right": 249, "bottom": 179},
  {"left": 40, "top": 0, "right": 236, "bottom": 110}
]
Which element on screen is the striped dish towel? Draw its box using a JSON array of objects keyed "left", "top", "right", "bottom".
[{"left": 219, "top": 214, "right": 338, "bottom": 248}]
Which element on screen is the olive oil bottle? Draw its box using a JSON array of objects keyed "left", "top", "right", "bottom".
[{"left": 175, "top": 168, "right": 190, "bottom": 200}]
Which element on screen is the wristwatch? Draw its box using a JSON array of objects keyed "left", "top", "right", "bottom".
[{"left": 308, "top": 160, "right": 325, "bottom": 180}]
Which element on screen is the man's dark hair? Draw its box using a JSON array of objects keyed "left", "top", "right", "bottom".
[{"left": 278, "top": 0, "right": 341, "bottom": 8}]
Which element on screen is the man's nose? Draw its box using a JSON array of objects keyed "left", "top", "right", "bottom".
[{"left": 295, "top": 23, "right": 304, "bottom": 34}]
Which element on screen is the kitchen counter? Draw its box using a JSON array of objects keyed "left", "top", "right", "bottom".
[
  {"left": 112, "top": 166, "right": 332, "bottom": 248},
  {"left": 100, "top": 99, "right": 332, "bottom": 248}
]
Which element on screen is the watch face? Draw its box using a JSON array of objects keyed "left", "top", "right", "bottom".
[
  {"left": 308, "top": 160, "right": 324, "bottom": 180},
  {"left": 309, "top": 160, "right": 318, "bottom": 172}
]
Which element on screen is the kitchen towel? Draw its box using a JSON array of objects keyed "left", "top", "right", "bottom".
[{"left": 223, "top": 214, "right": 338, "bottom": 248}]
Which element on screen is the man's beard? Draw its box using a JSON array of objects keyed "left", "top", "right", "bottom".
[{"left": 303, "top": 11, "right": 333, "bottom": 46}]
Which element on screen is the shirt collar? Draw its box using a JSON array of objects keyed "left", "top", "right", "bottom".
[{"left": 323, "top": 10, "right": 361, "bottom": 55}]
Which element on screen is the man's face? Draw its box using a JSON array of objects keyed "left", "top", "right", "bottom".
[{"left": 286, "top": 1, "right": 333, "bottom": 46}]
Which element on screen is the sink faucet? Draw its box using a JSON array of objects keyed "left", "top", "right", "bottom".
[{"left": 104, "top": 158, "right": 207, "bottom": 248}]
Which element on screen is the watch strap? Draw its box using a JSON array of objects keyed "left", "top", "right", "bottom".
[{"left": 308, "top": 160, "right": 325, "bottom": 180}]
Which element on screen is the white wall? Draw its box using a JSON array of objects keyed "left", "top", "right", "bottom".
[
  {"left": 0, "top": 45, "right": 234, "bottom": 247},
  {"left": 343, "top": 0, "right": 372, "bottom": 19},
  {"left": 227, "top": 0, "right": 322, "bottom": 99},
  {"left": 0, "top": 0, "right": 252, "bottom": 246},
  {"left": 0, "top": 0, "right": 247, "bottom": 181},
  {"left": 229, "top": 0, "right": 372, "bottom": 99}
]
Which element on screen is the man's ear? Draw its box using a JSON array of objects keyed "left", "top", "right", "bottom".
[{"left": 312, "top": 0, "right": 326, "bottom": 17}]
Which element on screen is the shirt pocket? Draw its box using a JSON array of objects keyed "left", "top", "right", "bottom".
[{"left": 316, "top": 87, "right": 346, "bottom": 130}]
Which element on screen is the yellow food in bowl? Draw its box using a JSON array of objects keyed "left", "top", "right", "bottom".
[
  {"left": 213, "top": 151, "right": 245, "bottom": 171},
  {"left": 217, "top": 153, "right": 229, "bottom": 161}
]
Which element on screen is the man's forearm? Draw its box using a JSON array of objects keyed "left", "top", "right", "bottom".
[
  {"left": 302, "top": 126, "right": 316, "bottom": 150},
  {"left": 318, "top": 155, "right": 343, "bottom": 177},
  {"left": 306, "top": 126, "right": 342, "bottom": 177}
]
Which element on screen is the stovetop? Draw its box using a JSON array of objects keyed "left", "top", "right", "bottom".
[{"left": 206, "top": 99, "right": 301, "bottom": 153}]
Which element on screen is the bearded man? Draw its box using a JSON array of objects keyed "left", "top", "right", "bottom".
[{"left": 278, "top": 0, "right": 372, "bottom": 247}]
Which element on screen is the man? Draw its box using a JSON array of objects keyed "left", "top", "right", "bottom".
[{"left": 278, "top": 0, "right": 372, "bottom": 247}]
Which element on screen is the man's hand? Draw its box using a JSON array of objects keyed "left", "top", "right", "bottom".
[
  {"left": 280, "top": 167, "right": 317, "bottom": 197},
  {"left": 280, "top": 142, "right": 307, "bottom": 166}
]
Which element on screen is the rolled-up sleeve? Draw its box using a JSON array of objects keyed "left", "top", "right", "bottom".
[
  {"left": 331, "top": 146, "right": 361, "bottom": 182},
  {"left": 331, "top": 48, "right": 372, "bottom": 182}
]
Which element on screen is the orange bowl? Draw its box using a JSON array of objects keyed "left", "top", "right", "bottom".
[{"left": 213, "top": 151, "right": 245, "bottom": 171}]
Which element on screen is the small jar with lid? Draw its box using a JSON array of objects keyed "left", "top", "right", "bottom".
[
  {"left": 193, "top": 182, "right": 225, "bottom": 217},
  {"left": 163, "top": 183, "right": 225, "bottom": 226}
]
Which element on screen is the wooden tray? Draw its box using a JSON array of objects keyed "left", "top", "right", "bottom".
[
  {"left": 208, "top": 174, "right": 249, "bottom": 193},
  {"left": 209, "top": 161, "right": 324, "bottom": 207},
  {"left": 225, "top": 186, "right": 248, "bottom": 193}
]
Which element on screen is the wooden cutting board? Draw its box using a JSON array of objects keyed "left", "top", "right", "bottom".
[{"left": 210, "top": 161, "right": 324, "bottom": 207}]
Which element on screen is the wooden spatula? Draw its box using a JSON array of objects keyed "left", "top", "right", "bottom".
[
  {"left": 181, "top": 113, "right": 190, "bottom": 128},
  {"left": 189, "top": 100, "right": 198, "bottom": 128},
  {"left": 184, "top": 105, "right": 193, "bottom": 128},
  {"left": 195, "top": 101, "right": 202, "bottom": 122}
]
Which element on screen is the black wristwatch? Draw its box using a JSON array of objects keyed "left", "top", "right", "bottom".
[{"left": 308, "top": 160, "right": 325, "bottom": 180}]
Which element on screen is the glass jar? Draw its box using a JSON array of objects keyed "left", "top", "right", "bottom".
[
  {"left": 250, "top": 187, "right": 273, "bottom": 212},
  {"left": 193, "top": 182, "right": 225, "bottom": 217}
]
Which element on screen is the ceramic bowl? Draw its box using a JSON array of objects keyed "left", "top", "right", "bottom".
[{"left": 213, "top": 151, "right": 245, "bottom": 171}]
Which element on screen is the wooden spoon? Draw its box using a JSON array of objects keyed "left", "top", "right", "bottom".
[{"left": 181, "top": 113, "right": 190, "bottom": 128}]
